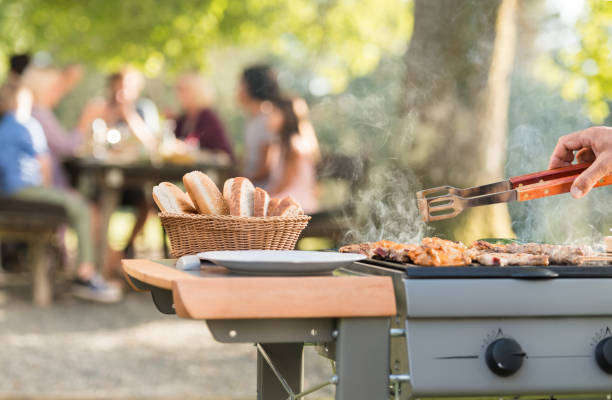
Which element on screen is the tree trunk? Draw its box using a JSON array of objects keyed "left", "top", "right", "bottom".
[{"left": 397, "top": 0, "right": 518, "bottom": 243}]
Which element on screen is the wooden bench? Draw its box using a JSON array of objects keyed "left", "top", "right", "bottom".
[{"left": 0, "top": 198, "right": 67, "bottom": 306}]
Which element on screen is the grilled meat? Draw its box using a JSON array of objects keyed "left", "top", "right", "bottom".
[
  {"left": 341, "top": 238, "right": 590, "bottom": 267},
  {"left": 408, "top": 237, "right": 471, "bottom": 267},
  {"left": 339, "top": 243, "right": 376, "bottom": 258},
  {"left": 339, "top": 240, "right": 417, "bottom": 263},
  {"left": 474, "top": 252, "right": 549, "bottom": 266},
  {"left": 371, "top": 240, "right": 399, "bottom": 260},
  {"left": 470, "top": 241, "right": 590, "bottom": 265},
  {"left": 340, "top": 237, "right": 470, "bottom": 266},
  {"left": 384, "top": 241, "right": 419, "bottom": 263}
]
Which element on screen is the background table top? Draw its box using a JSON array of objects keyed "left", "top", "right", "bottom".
[{"left": 64, "top": 157, "right": 233, "bottom": 183}]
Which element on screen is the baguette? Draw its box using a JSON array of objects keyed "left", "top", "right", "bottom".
[
  {"left": 253, "top": 187, "right": 270, "bottom": 217},
  {"left": 268, "top": 197, "right": 282, "bottom": 217},
  {"left": 269, "top": 195, "right": 303, "bottom": 217},
  {"left": 152, "top": 182, "right": 197, "bottom": 214},
  {"left": 222, "top": 178, "right": 234, "bottom": 203},
  {"left": 223, "top": 177, "right": 255, "bottom": 216},
  {"left": 183, "top": 171, "right": 228, "bottom": 215}
]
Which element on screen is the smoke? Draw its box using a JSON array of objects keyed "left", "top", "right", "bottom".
[
  {"left": 506, "top": 72, "right": 611, "bottom": 248},
  {"left": 311, "top": 57, "right": 432, "bottom": 246},
  {"left": 316, "top": 11, "right": 611, "bottom": 249},
  {"left": 343, "top": 163, "right": 430, "bottom": 244},
  {"left": 337, "top": 69, "right": 611, "bottom": 249},
  {"left": 312, "top": 58, "right": 432, "bottom": 245}
]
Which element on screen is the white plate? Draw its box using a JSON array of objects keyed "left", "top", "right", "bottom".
[{"left": 198, "top": 250, "right": 366, "bottom": 275}]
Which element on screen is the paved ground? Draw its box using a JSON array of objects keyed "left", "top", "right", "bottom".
[{"left": 0, "top": 276, "right": 334, "bottom": 400}]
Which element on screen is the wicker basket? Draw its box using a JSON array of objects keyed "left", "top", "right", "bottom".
[{"left": 159, "top": 212, "right": 312, "bottom": 257}]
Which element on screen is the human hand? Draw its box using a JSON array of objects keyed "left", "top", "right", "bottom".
[{"left": 548, "top": 126, "right": 612, "bottom": 198}]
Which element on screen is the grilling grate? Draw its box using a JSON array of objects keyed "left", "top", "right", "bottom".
[{"left": 359, "top": 258, "right": 612, "bottom": 279}]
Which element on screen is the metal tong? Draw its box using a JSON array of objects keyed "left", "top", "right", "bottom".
[{"left": 417, "top": 163, "right": 612, "bottom": 222}]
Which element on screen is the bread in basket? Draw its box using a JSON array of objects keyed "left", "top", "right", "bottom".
[{"left": 153, "top": 172, "right": 311, "bottom": 257}]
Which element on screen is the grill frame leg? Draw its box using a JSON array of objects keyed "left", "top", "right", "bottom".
[
  {"left": 257, "top": 342, "right": 304, "bottom": 400},
  {"left": 335, "top": 317, "right": 390, "bottom": 400}
]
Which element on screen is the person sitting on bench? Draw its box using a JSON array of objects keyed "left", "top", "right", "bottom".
[{"left": 0, "top": 78, "right": 121, "bottom": 303}]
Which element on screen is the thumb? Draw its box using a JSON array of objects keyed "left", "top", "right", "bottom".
[{"left": 570, "top": 159, "right": 607, "bottom": 198}]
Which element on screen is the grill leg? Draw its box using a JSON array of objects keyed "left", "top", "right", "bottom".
[
  {"left": 335, "top": 318, "right": 390, "bottom": 400},
  {"left": 257, "top": 343, "right": 304, "bottom": 400}
]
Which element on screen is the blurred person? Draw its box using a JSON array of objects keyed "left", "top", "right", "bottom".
[
  {"left": 100, "top": 67, "right": 160, "bottom": 150},
  {"left": 292, "top": 97, "right": 321, "bottom": 164},
  {"left": 97, "top": 67, "right": 160, "bottom": 258},
  {"left": 23, "top": 66, "right": 103, "bottom": 188},
  {"left": 266, "top": 97, "right": 319, "bottom": 213},
  {"left": 0, "top": 79, "right": 121, "bottom": 303},
  {"left": 24, "top": 66, "right": 105, "bottom": 271},
  {"left": 549, "top": 126, "right": 612, "bottom": 198},
  {"left": 174, "top": 73, "right": 234, "bottom": 160},
  {"left": 236, "top": 64, "right": 280, "bottom": 186}
]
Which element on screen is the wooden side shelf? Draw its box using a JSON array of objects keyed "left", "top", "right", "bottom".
[
  {"left": 122, "top": 259, "right": 200, "bottom": 290},
  {"left": 122, "top": 258, "right": 397, "bottom": 320},
  {"left": 172, "top": 276, "right": 397, "bottom": 320}
]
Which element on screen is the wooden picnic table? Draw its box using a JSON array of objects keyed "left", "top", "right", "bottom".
[
  {"left": 64, "top": 157, "right": 234, "bottom": 268},
  {"left": 122, "top": 258, "right": 397, "bottom": 400}
]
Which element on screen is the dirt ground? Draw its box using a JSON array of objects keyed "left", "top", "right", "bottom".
[{"left": 0, "top": 276, "right": 334, "bottom": 400}]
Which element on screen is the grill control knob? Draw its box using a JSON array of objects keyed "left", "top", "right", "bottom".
[
  {"left": 595, "top": 337, "right": 612, "bottom": 374},
  {"left": 485, "top": 338, "right": 525, "bottom": 377}
]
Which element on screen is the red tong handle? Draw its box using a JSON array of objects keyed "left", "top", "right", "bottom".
[
  {"left": 509, "top": 163, "right": 592, "bottom": 188},
  {"left": 516, "top": 172, "right": 612, "bottom": 201}
]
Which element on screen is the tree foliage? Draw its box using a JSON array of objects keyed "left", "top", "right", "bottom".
[
  {"left": 0, "top": 0, "right": 412, "bottom": 91},
  {"left": 539, "top": 0, "right": 612, "bottom": 123}
]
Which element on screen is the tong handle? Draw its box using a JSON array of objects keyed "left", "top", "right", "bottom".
[
  {"left": 516, "top": 173, "right": 612, "bottom": 201},
  {"left": 510, "top": 163, "right": 591, "bottom": 188}
]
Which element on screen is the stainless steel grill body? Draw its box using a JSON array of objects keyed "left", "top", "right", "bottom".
[{"left": 343, "top": 261, "right": 612, "bottom": 398}]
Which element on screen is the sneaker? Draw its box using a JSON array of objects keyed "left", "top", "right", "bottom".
[{"left": 72, "top": 274, "right": 123, "bottom": 303}]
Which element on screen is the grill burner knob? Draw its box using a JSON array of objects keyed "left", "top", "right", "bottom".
[
  {"left": 595, "top": 337, "right": 612, "bottom": 374},
  {"left": 485, "top": 338, "right": 525, "bottom": 377}
]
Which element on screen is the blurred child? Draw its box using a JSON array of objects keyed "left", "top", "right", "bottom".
[
  {"left": 266, "top": 97, "right": 319, "bottom": 213},
  {"left": 174, "top": 73, "right": 234, "bottom": 160}
]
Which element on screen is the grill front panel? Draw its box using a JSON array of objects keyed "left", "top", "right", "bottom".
[{"left": 406, "top": 317, "right": 612, "bottom": 396}]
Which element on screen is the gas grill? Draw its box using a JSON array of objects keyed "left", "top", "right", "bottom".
[
  {"left": 122, "top": 257, "right": 612, "bottom": 400},
  {"left": 342, "top": 259, "right": 612, "bottom": 398}
]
